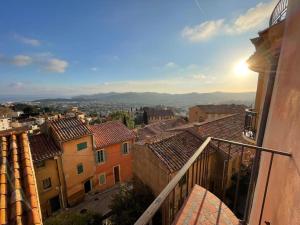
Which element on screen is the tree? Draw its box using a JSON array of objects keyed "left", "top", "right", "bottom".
[
  {"left": 44, "top": 210, "right": 102, "bottom": 225},
  {"left": 108, "top": 111, "right": 135, "bottom": 129},
  {"left": 109, "top": 179, "right": 161, "bottom": 225}
]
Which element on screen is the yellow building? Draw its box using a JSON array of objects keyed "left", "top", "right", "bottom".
[
  {"left": 44, "top": 117, "right": 96, "bottom": 206},
  {"left": 29, "top": 133, "right": 67, "bottom": 219}
]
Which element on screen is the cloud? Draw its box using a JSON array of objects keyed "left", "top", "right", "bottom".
[
  {"left": 165, "top": 62, "right": 178, "bottom": 68},
  {"left": 8, "top": 82, "right": 24, "bottom": 90},
  {"left": 44, "top": 58, "right": 68, "bottom": 73},
  {"left": 192, "top": 74, "right": 206, "bottom": 80},
  {"left": 0, "top": 53, "right": 69, "bottom": 73},
  {"left": 12, "top": 55, "right": 33, "bottom": 66},
  {"left": 91, "top": 67, "right": 98, "bottom": 71},
  {"left": 182, "top": 19, "right": 224, "bottom": 42},
  {"left": 182, "top": 0, "right": 276, "bottom": 42},
  {"left": 226, "top": 1, "right": 276, "bottom": 34},
  {"left": 14, "top": 34, "right": 41, "bottom": 46}
]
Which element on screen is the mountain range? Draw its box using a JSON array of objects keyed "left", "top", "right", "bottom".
[{"left": 33, "top": 92, "right": 255, "bottom": 107}]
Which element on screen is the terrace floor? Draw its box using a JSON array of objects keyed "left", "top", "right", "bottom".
[{"left": 173, "top": 185, "right": 240, "bottom": 225}]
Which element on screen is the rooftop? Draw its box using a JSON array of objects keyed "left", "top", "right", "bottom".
[
  {"left": 144, "top": 107, "right": 174, "bottom": 118},
  {"left": 136, "top": 118, "right": 187, "bottom": 142},
  {"left": 89, "top": 121, "right": 135, "bottom": 149},
  {"left": 192, "top": 104, "right": 246, "bottom": 114},
  {"left": 47, "top": 117, "right": 92, "bottom": 142},
  {"left": 197, "top": 113, "right": 249, "bottom": 156},
  {"left": 0, "top": 131, "right": 42, "bottom": 225},
  {"left": 147, "top": 130, "right": 215, "bottom": 173},
  {"left": 29, "top": 133, "right": 62, "bottom": 162}
]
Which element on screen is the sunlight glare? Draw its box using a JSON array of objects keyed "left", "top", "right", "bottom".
[{"left": 234, "top": 60, "right": 250, "bottom": 76}]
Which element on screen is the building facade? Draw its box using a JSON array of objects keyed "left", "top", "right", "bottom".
[
  {"left": 29, "top": 133, "right": 66, "bottom": 219},
  {"left": 90, "top": 121, "right": 135, "bottom": 192},
  {"left": 45, "top": 117, "right": 95, "bottom": 206},
  {"left": 188, "top": 104, "right": 245, "bottom": 123}
]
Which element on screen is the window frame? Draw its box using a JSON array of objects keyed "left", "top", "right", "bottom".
[
  {"left": 99, "top": 173, "right": 106, "bottom": 185},
  {"left": 122, "top": 142, "right": 129, "bottom": 155},
  {"left": 96, "top": 149, "right": 106, "bottom": 164},
  {"left": 36, "top": 160, "right": 45, "bottom": 168},
  {"left": 77, "top": 163, "right": 84, "bottom": 175},
  {"left": 77, "top": 142, "right": 87, "bottom": 151},
  {"left": 42, "top": 177, "right": 52, "bottom": 190}
]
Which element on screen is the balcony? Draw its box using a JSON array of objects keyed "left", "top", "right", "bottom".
[
  {"left": 269, "top": 0, "right": 288, "bottom": 27},
  {"left": 135, "top": 137, "right": 291, "bottom": 225},
  {"left": 243, "top": 109, "right": 257, "bottom": 142}
]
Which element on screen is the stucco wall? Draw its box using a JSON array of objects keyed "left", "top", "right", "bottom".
[
  {"left": 132, "top": 144, "right": 170, "bottom": 197},
  {"left": 249, "top": 1, "right": 300, "bottom": 224},
  {"left": 34, "top": 157, "right": 64, "bottom": 218},
  {"left": 188, "top": 106, "right": 207, "bottom": 123},
  {"left": 93, "top": 140, "right": 133, "bottom": 191},
  {"left": 60, "top": 135, "right": 95, "bottom": 204}
]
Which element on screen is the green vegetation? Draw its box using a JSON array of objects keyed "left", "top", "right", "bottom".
[
  {"left": 109, "top": 179, "right": 161, "bottom": 225},
  {"left": 44, "top": 210, "right": 102, "bottom": 225},
  {"left": 109, "top": 111, "right": 135, "bottom": 129}
]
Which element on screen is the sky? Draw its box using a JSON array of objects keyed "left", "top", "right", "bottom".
[{"left": 0, "top": 0, "right": 277, "bottom": 98}]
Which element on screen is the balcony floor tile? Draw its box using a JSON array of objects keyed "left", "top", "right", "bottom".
[{"left": 173, "top": 185, "right": 240, "bottom": 225}]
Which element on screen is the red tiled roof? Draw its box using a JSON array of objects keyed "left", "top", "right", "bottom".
[
  {"left": 90, "top": 121, "right": 135, "bottom": 149},
  {"left": 137, "top": 118, "right": 188, "bottom": 141},
  {"left": 144, "top": 107, "right": 174, "bottom": 118},
  {"left": 193, "top": 104, "right": 246, "bottom": 114},
  {"left": 147, "top": 130, "right": 215, "bottom": 173},
  {"left": 0, "top": 132, "right": 42, "bottom": 225},
  {"left": 48, "top": 117, "right": 92, "bottom": 142},
  {"left": 197, "top": 113, "right": 249, "bottom": 155},
  {"left": 29, "top": 133, "right": 62, "bottom": 162}
]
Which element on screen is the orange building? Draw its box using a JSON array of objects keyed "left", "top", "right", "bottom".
[
  {"left": 44, "top": 117, "right": 95, "bottom": 206},
  {"left": 89, "top": 121, "right": 135, "bottom": 191}
]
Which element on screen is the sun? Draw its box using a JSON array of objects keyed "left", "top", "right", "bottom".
[{"left": 234, "top": 60, "right": 250, "bottom": 76}]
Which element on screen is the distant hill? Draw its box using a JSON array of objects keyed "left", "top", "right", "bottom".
[{"left": 35, "top": 91, "right": 255, "bottom": 107}]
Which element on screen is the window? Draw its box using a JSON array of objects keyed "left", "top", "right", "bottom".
[
  {"left": 99, "top": 173, "right": 106, "bottom": 185},
  {"left": 77, "top": 142, "right": 87, "bottom": 151},
  {"left": 96, "top": 150, "right": 105, "bottom": 164},
  {"left": 77, "top": 163, "right": 84, "bottom": 174},
  {"left": 42, "top": 178, "right": 52, "bottom": 190},
  {"left": 36, "top": 161, "right": 45, "bottom": 168},
  {"left": 122, "top": 142, "right": 129, "bottom": 154}
]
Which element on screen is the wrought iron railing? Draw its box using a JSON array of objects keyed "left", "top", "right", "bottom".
[
  {"left": 244, "top": 109, "right": 257, "bottom": 140},
  {"left": 134, "top": 137, "right": 292, "bottom": 225},
  {"left": 269, "top": 0, "right": 288, "bottom": 26}
]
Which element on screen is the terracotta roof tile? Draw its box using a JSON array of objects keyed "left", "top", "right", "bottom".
[
  {"left": 147, "top": 130, "right": 216, "bottom": 173},
  {"left": 136, "top": 118, "right": 188, "bottom": 142},
  {"left": 193, "top": 104, "right": 246, "bottom": 114},
  {"left": 196, "top": 113, "right": 250, "bottom": 156},
  {"left": 144, "top": 107, "right": 174, "bottom": 118},
  {"left": 48, "top": 117, "right": 92, "bottom": 142},
  {"left": 29, "top": 133, "right": 62, "bottom": 162},
  {"left": 0, "top": 131, "right": 42, "bottom": 225},
  {"left": 90, "top": 121, "right": 135, "bottom": 149}
]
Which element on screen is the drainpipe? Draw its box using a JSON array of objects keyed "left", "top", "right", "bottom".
[{"left": 55, "top": 156, "right": 66, "bottom": 209}]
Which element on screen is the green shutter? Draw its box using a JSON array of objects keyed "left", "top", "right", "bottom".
[{"left": 77, "top": 142, "right": 87, "bottom": 151}]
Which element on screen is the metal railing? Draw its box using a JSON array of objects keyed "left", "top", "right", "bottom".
[
  {"left": 244, "top": 109, "right": 257, "bottom": 140},
  {"left": 269, "top": 0, "right": 288, "bottom": 26},
  {"left": 134, "top": 137, "right": 292, "bottom": 225}
]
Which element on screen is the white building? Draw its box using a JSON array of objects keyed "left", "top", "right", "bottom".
[{"left": 0, "top": 117, "right": 11, "bottom": 131}]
